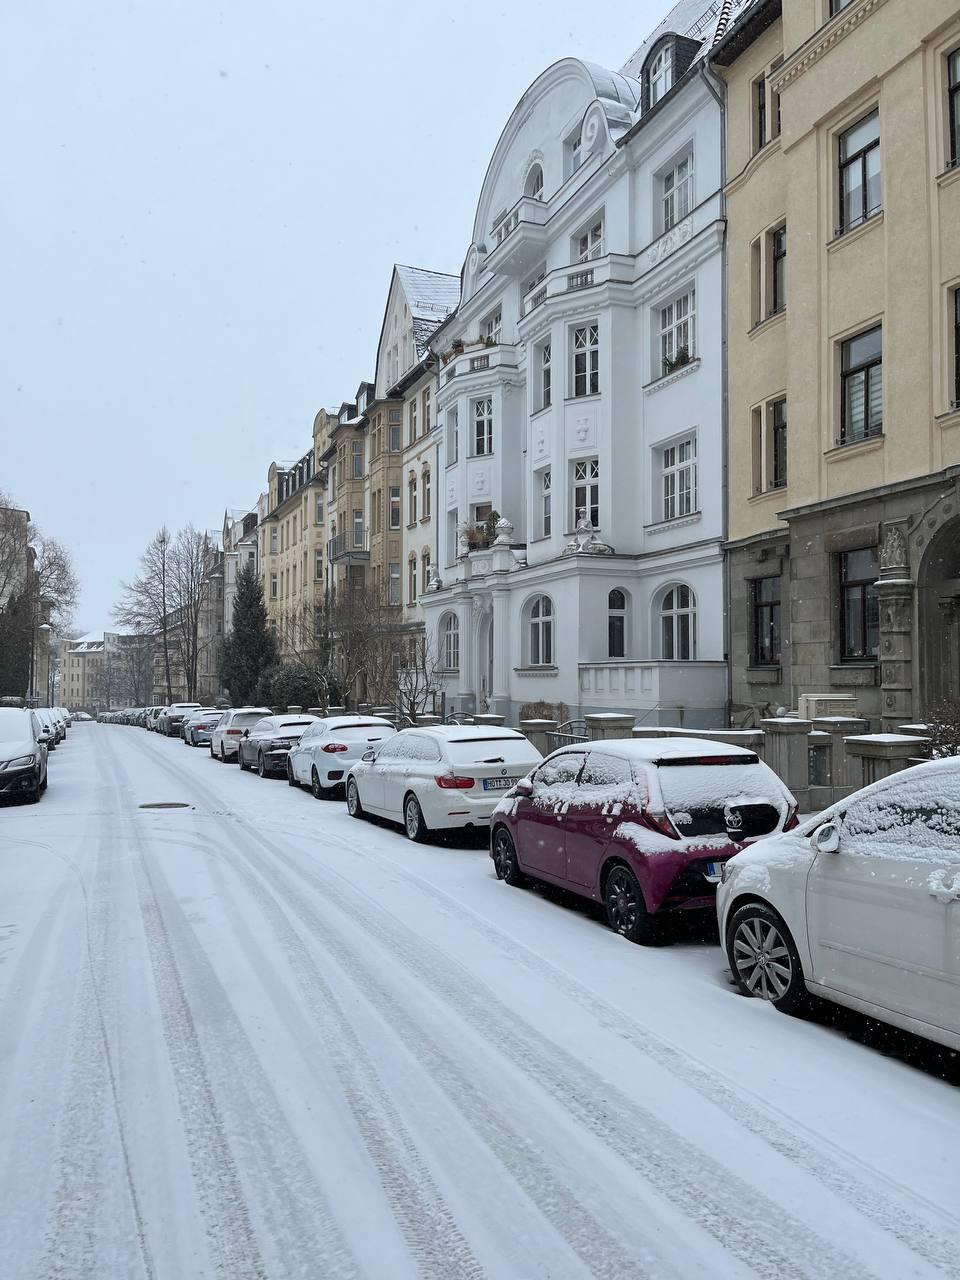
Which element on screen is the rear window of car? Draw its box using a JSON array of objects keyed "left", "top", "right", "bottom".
[
  {"left": 445, "top": 738, "right": 537, "bottom": 765},
  {"left": 326, "top": 724, "right": 393, "bottom": 740},
  {"left": 656, "top": 760, "right": 774, "bottom": 811},
  {"left": 279, "top": 720, "right": 313, "bottom": 730},
  {"left": 232, "top": 712, "right": 266, "bottom": 726}
]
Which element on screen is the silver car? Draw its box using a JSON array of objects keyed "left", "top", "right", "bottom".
[
  {"left": 718, "top": 757, "right": 960, "bottom": 1052},
  {"left": 183, "top": 708, "right": 224, "bottom": 747}
]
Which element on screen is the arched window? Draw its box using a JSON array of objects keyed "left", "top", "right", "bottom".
[
  {"left": 650, "top": 45, "right": 673, "bottom": 105},
  {"left": 408, "top": 554, "right": 417, "bottom": 604},
  {"left": 528, "top": 595, "right": 554, "bottom": 666},
  {"left": 408, "top": 473, "right": 418, "bottom": 524},
  {"left": 608, "top": 588, "right": 627, "bottom": 658},
  {"left": 660, "top": 584, "right": 696, "bottom": 660},
  {"left": 441, "top": 613, "right": 460, "bottom": 671},
  {"left": 525, "top": 163, "right": 544, "bottom": 200},
  {"left": 421, "top": 548, "right": 431, "bottom": 592}
]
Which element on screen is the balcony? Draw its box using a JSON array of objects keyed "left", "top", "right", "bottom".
[
  {"left": 520, "top": 253, "right": 633, "bottom": 319},
  {"left": 438, "top": 342, "right": 520, "bottom": 391},
  {"left": 483, "top": 196, "right": 549, "bottom": 277},
  {"left": 578, "top": 660, "right": 727, "bottom": 727},
  {"left": 328, "top": 531, "right": 369, "bottom": 563}
]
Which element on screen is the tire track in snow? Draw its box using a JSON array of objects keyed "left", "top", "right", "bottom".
[
  {"left": 101, "top": 825, "right": 361, "bottom": 1276},
  {"left": 310, "top": 819, "right": 960, "bottom": 1279}
]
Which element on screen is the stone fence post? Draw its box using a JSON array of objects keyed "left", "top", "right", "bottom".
[
  {"left": 585, "top": 713, "right": 635, "bottom": 741},
  {"left": 518, "top": 718, "right": 556, "bottom": 756},
  {"left": 472, "top": 713, "right": 506, "bottom": 727},
  {"left": 811, "top": 716, "right": 869, "bottom": 799},
  {"left": 416, "top": 714, "right": 441, "bottom": 726},
  {"left": 843, "top": 734, "right": 929, "bottom": 786},
  {"left": 286, "top": 705, "right": 303, "bottom": 714},
  {"left": 326, "top": 705, "right": 346, "bottom": 716},
  {"left": 307, "top": 707, "right": 326, "bottom": 716},
  {"left": 630, "top": 726, "right": 666, "bottom": 740},
  {"left": 760, "top": 718, "right": 812, "bottom": 807}
]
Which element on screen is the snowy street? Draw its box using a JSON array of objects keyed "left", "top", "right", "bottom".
[{"left": 1, "top": 725, "right": 958, "bottom": 1280}]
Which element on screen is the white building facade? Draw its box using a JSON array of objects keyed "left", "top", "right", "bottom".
[{"left": 422, "top": 15, "right": 729, "bottom": 726}]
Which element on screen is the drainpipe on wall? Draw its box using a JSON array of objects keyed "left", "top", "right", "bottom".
[{"left": 699, "top": 57, "right": 732, "bottom": 727}]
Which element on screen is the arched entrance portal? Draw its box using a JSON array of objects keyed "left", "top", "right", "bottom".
[{"left": 918, "top": 515, "right": 960, "bottom": 712}]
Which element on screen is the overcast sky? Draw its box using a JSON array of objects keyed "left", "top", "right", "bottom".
[{"left": 2, "top": 0, "right": 664, "bottom": 633}]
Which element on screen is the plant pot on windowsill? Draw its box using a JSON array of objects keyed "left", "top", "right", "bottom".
[{"left": 661, "top": 346, "right": 691, "bottom": 376}]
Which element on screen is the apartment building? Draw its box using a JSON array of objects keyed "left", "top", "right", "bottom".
[
  {"left": 323, "top": 384, "right": 373, "bottom": 601},
  {"left": 61, "top": 633, "right": 105, "bottom": 710},
  {"left": 421, "top": 3, "right": 729, "bottom": 723},
  {"left": 713, "top": 0, "right": 960, "bottom": 725},
  {"left": 261, "top": 435, "right": 328, "bottom": 659},
  {"left": 222, "top": 506, "right": 260, "bottom": 637}
]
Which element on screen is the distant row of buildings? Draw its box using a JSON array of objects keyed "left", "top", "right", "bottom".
[{"left": 89, "top": 0, "right": 960, "bottom": 726}]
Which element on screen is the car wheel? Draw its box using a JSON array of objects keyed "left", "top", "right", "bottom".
[
  {"left": 403, "top": 793, "right": 429, "bottom": 843},
  {"left": 726, "top": 902, "right": 808, "bottom": 1014},
  {"left": 257, "top": 753, "right": 268, "bottom": 778},
  {"left": 287, "top": 760, "right": 299, "bottom": 787},
  {"left": 239, "top": 746, "right": 251, "bottom": 771},
  {"left": 26, "top": 771, "right": 41, "bottom": 804},
  {"left": 492, "top": 826, "right": 526, "bottom": 886},
  {"left": 311, "top": 767, "right": 331, "bottom": 800},
  {"left": 40, "top": 769, "right": 48, "bottom": 793},
  {"left": 219, "top": 743, "right": 226, "bottom": 762},
  {"left": 603, "top": 864, "right": 659, "bottom": 945},
  {"left": 346, "top": 778, "right": 364, "bottom": 819}
]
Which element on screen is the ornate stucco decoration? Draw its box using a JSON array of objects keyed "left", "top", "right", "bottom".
[
  {"left": 561, "top": 509, "right": 614, "bottom": 557},
  {"left": 648, "top": 216, "right": 693, "bottom": 267},
  {"left": 878, "top": 525, "right": 908, "bottom": 577}
]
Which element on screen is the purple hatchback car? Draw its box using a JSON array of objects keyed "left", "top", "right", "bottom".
[{"left": 490, "top": 737, "right": 797, "bottom": 944}]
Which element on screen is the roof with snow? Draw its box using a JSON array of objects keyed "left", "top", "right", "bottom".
[
  {"left": 619, "top": 0, "right": 748, "bottom": 80},
  {"left": 394, "top": 264, "right": 460, "bottom": 358}
]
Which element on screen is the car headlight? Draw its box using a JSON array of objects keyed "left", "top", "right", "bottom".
[{"left": 5, "top": 755, "right": 37, "bottom": 769}]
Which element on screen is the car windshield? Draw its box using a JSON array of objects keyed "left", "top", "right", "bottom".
[
  {"left": 445, "top": 738, "right": 535, "bottom": 765},
  {"left": 0, "top": 710, "right": 30, "bottom": 741},
  {"left": 233, "top": 712, "right": 268, "bottom": 726}
]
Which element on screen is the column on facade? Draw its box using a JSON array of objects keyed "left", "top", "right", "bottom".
[
  {"left": 875, "top": 524, "right": 914, "bottom": 732},
  {"left": 456, "top": 596, "right": 476, "bottom": 713},
  {"left": 491, "top": 586, "right": 511, "bottom": 713}
]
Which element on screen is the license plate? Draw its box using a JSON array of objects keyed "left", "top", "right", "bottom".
[
  {"left": 704, "top": 862, "right": 722, "bottom": 881},
  {"left": 482, "top": 777, "right": 516, "bottom": 791}
]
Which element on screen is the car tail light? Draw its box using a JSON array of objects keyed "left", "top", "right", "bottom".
[
  {"left": 227, "top": 729, "right": 243, "bottom": 736},
  {"left": 436, "top": 775, "right": 475, "bottom": 790},
  {"left": 640, "top": 808, "right": 681, "bottom": 840},
  {"left": 783, "top": 804, "right": 800, "bottom": 830},
  {"left": 322, "top": 742, "right": 348, "bottom": 753}
]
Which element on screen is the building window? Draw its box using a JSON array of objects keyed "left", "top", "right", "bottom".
[
  {"left": 608, "top": 588, "right": 626, "bottom": 658},
  {"left": 840, "top": 325, "right": 883, "bottom": 443},
  {"left": 315, "top": 495, "right": 323, "bottom": 524},
  {"left": 949, "top": 49, "right": 960, "bottom": 168},
  {"left": 540, "top": 468, "right": 552, "bottom": 537},
  {"left": 422, "top": 386, "right": 431, "bottom": 432},
  {"left": 352, "top": 440, "right": 363, "bottom": 479},
  {"left": 571, "top": 323, "right": 599, "bottom": 397},
  {"left": 575, "top": 218, "right": 603, "bottom": 263},
  {"left": 771, "top": 225, "right": 786, "bottom": 315},
  {"left": 408, "top": 556, "right": 417, "bottom": 604},
  {"left": 573, "top": 458, "right": 599, "bottom": 527},
  {"left": 315, "top": 551, "right": 322, "bottom": 580},
  {"left": 754, "top": 73, "right": 767, "bottom": 152},
  {"left": 446, "top": 408, "right": 458, "bottom": 465},
  {"left": 538, "top": 342, "right": 552, "bottom": 409},
  {"left": 409, "top": 395, "right": 418, "bottom": 444},
  {"left": 447, "top": 509, "right": 458, "bottom": 567},
  {"left": 953, "top": 288, "right": 960, "bottom": 408},
  {"left": 473, "top": 398, "right": 493, "bottom": 455},
  {"left": 482, "top": 308, "right": 502, "bottom": 343},
  {"left": 441, "top": 614, "right": 459, "bottom": 670},
  {"left": 661, "top": 438, "right": 697, "bottom": 521},
  {"left": 658, "top": 288, "right": 696, "bottom": 376},
  {"left": 662, "top": 154, "right": 693, "bottom": 232},
  {"left": 830, "top": 0, "right": 856, "bottom": 14},
  {"left": 526, "top": 164, "right": 544, "bottom": 199},
  {"left": 839, "top": 547, "right": 880, "bottom": 660},
  {"left": 408, "top": 475, "right": 418, "bottom": 525},
  {"left": 752, "top": 577, "right": 781, "bottom": 665},
  {"left": 353, "top": 509, "right": 364, "bottom": 547},
  {"left": 650, "top": 45, "right": 672, "bottom": 105},
  {"left": 389, "top": 409, "right": 402, "bottom": 452},
  {"left": 270, "top": 573, "right": 278, "bottom": 599},
  {"left": 423, "top": 466, "right": 431, "bottom": 518},
  {"left": 389, "top": 487, "right": 401, "bottom": 530},
  {"left": 388, "top": 562, "right": 401, "bottom": 606},
  {"left": 771, "top": 398, "right": 787, "bottom": 488},
  {"left": 529, "top": 596, "right": 554, "bottom": 666},
  {"left": 292, "top": 513, "right": 298, "bottom": 543},
  {"left": 566, "top": 127, "right": 583, "bottom": 176},
  {"left": 270, "top": 527, "right": 278, "bottom": 554},
  {"left": 838, "top": 109, "right": 880, "bottom": 234},
  {"left": 422, "top": 549, "right": 430, "bottom": 592},
  {"left": 660, "top": 585, "right": 696, "bottom": 660}
]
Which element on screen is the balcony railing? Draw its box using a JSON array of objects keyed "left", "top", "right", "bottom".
[{"left": 328, "top": 531, "right": 369, "bottom": 561}]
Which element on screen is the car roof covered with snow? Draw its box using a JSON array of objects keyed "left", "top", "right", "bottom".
[
  {"left": 406, "top": 725, "right": 528, "bottom": 742},
  {"left": 552, "top": 736, "right": 760, "bottom": 763},
  {"left": 321, "top": 715, "right": 394, "bottom": 730}
]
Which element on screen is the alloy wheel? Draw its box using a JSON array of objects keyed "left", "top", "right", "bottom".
[
  {"left": 605, "top": 867, "right": 639, "bottom": 934},
  {"left": 731, "top": 917, "right": 793, "bottom": 1001},
  {"left": 311, "top": 767, "right": 324, "bottom": 800}
]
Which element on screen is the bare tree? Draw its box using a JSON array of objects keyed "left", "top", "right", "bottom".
[
  {"left": 168, "top": 525, "right": 212, "bottom": 701},
  {"left": 114, "top": 528, "right": 175, "bottom": 703},
  {"left": 397, "top": 629, "right": 444, "bottom": 718},
  {"left": 31, "top": 529, "right": 80, "bottom": 630}
]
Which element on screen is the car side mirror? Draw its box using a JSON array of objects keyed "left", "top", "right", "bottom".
[
  {"left": 243, "top": 728, "right": 250, "bottom": 738},
  {"left": 37, "top": 732, "right": 50, "bottom": 745},
  {"left": 362, "top": 750, "right": 376, "bottom": 762},
  {"left": 514, "top": 777, "right": 534, "bottom": 798},
  {"left": 813, "top": 822, "right": 840, "bottom": 854}
]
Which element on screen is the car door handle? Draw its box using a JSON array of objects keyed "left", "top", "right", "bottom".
[{"left": 928, "top": 871, "right": 960, "bottom": 904}]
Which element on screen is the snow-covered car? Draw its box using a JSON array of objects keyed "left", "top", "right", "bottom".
[
  {"left": 286, "top": 715, "right": 396, "bottom": 798},
  {"left": 209, "top": 707, "right": 273, "bottom": 761},
  {"left": 490, "top": 738, "right": 797, "bottom": 944},
  {"left": 70, "top": 710, "right": 93, "bottom": 722},
  {"left": 237, "top": 714, "right": 320, "bottom": 777},
  {"left": 0, "top": 708, "right": 48, "bottom": 803},
  {"left": 717, "top": 757, "right": 960, "bottom": 1051},
  {"left": 346, "top": 725, "right": 543, "bottom": 841},
  {"left": 34, "top": 708, "right": 61, "bottom": 747},
  {"left": 158, "top": 703, "right": 202, "bottom": 737},
  {"left": 183, "top": 707, "right": 224, "bottom": 746},
  {"left": 146, "top": 706, "right": 166, "bottom": 732}
]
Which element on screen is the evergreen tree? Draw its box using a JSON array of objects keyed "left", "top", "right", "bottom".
[
  {"left": 0, "top": 589, "right": 33, "bottom": 699},
  {"left": 219, "top": 563, "right": 276, "bottom": 704}
]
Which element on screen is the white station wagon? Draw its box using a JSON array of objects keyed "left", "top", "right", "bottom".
[
  {"left": 346, "top": 725, "right": 542, "bottom": 841},
  {"left": 286, "top": 715, "right": 396, "bottom": 798},
  {"left": 717, "top": 757, "right": 960, "bottom": 1052}
]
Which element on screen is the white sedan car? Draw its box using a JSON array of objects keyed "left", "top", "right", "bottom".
[
  {"left": 286, "top": 715, "right": 395, "bottom": 798},
  {"left": 209, "top": 707, "right": 273, "bottom": 761},
  {"left": 717, "top": 757, "right": 960, "bottom": 1052},
  {"left": 346, "top": 725, "right": 542, "bottom": 842}
]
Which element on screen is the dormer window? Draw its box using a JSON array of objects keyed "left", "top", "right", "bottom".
[
  {"left": 565, "top": 127, "right": 583, "bottom": 177},
  {"left": 525, "top": 164, "right": 544, "bottom": 200},
  {"left": 650, "top": 46, "right": 672, "bottom": 104}
]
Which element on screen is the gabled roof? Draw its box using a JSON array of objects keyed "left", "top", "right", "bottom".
[{"left": 394, "top": 264, "right": 460, "bottom": 358}]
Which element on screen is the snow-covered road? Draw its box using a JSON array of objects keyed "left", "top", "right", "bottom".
[{"left": 0, "top": 725, "right": 957, "bottom": 1280}]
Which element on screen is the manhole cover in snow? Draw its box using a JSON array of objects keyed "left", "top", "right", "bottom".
[{"left": 139, "top": 802, "right": 191, "bottom": 810}]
